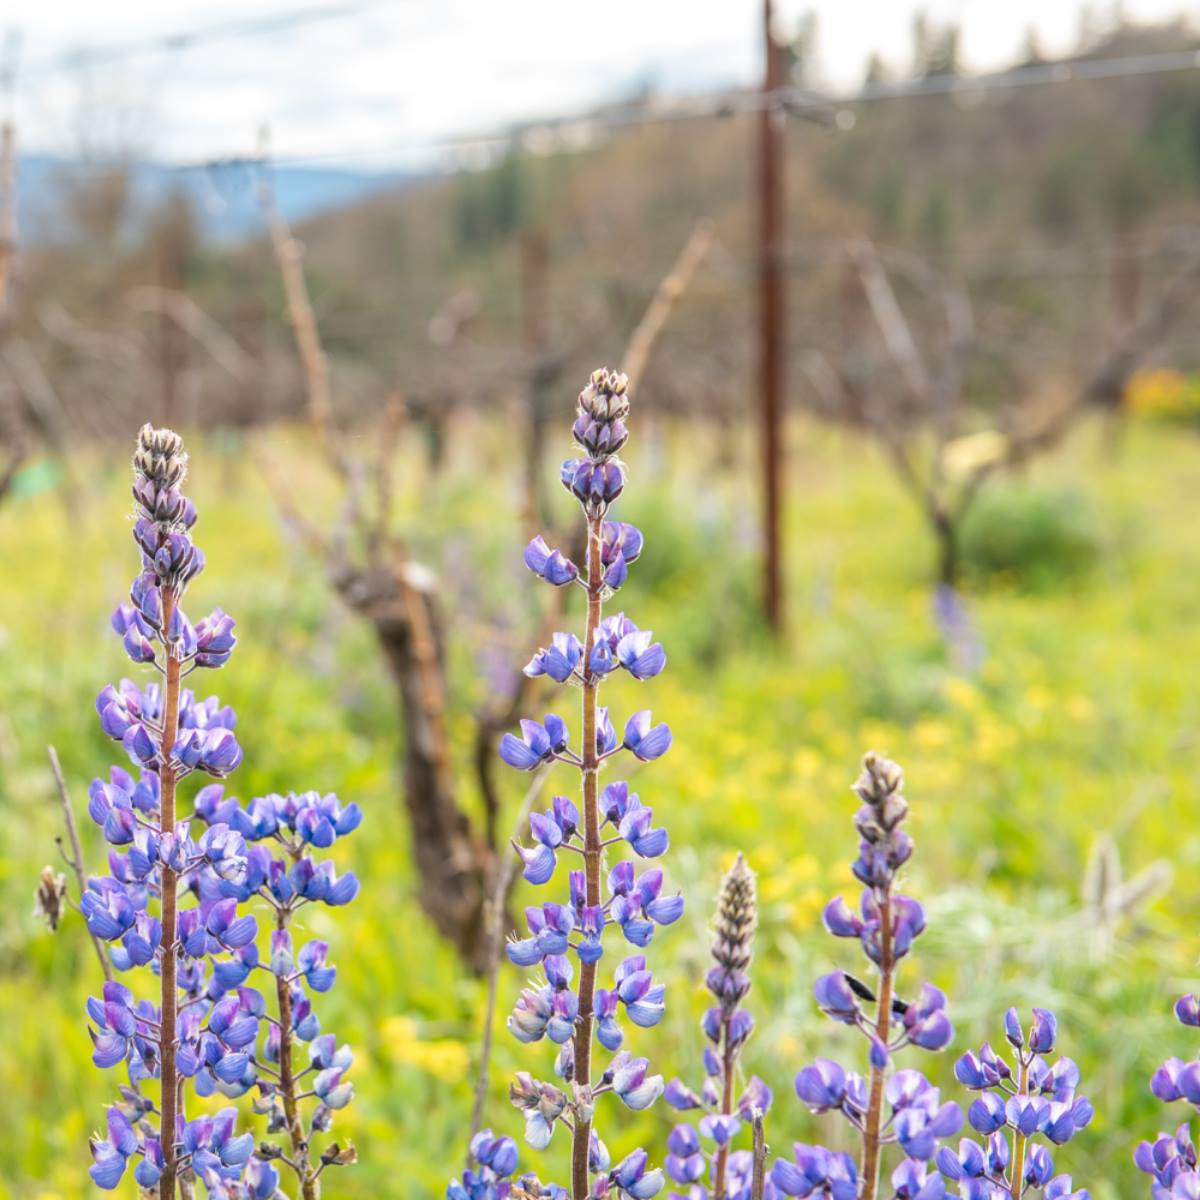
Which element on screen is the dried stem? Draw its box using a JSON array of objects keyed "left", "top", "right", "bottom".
[
  {"left": 256, "top": 138, "right": 347, "bottom": 479},
  {"left": 369, "top": 392, "right": 407, "bottom": 555},
  {"left": 393, "top": 544, "right": 455, "bottom": 804},
  {"left": 468, "top": 768, "right": 551, "bottom": 1148},
  {"left": 712, "top": 1024, "right": 738, "bottom": 1198},
  {"left": 851, "top": 240, "right": 933, "bottom": 411},
  {"left": 256, "top": 446, "right": 334, "bottom": 559},
  {"left": 126, "top": 286, "right": 254, "bottom": 383},
  {"left": 0, "top": 120, "right": 14, "bottom": 315},
  {"left": 4, "top": 338, "right": 71, "bottom": 469},
  {"left": 158, "top": 588, "right": 184, "bottom": 1200},
  {"left": 47, "top": 745, "right": 113, "bottom": 982},
  {"left": 0, "top": 434, "right": 22, "bottom": 502},
  {"left": 0, "top": 118, "right": 27, "bottom": 502},
  {"left": 621, "top": 221, "right": 713, "bottom": 390},
  {"left": 859, "top": 893, "right": 894, "bottom": 1200},
  {"left": 276, "top": 904, "right": 319, "bottom": 1200},
  {"left": 750, "top": 1113, "right": 768, "bottom": 1200},
  {"left": 570, "top": 513, "right": 605, "bottom": 1200}
]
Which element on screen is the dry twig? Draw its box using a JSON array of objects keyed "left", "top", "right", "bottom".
[
  {"left": 127, "top": 286, "right": 255, "bottom": 382},
  {"left": 468, "top": 768, "right": 551, "bottom": 1147},
  {"left": 751, "top": 1112, "right": 768, "bottom": 1200},
  {"left": 622, "top": 220, "right": 714, "bottom": 390},
  {"left": 0, "top": 117, "right": 26, "bottom": 502},
  {"left": 47, "top": 745, "right": 113, "bottom": 982},
  {"left": 256, "top": 132, "right": 347, "bottom": 477}
]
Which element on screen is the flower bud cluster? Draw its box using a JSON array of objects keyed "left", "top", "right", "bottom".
[{"left": 560, "top": 369, "right": 630, "bottom": 518}]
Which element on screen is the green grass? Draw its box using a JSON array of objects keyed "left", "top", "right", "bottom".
[{"left": 1, "top": 417, "right": 1197, "bottom": 1198}]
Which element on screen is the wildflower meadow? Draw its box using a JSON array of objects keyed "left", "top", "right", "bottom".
[{"left": 0, "top": 382, "right": 1198, "bottom": 1200}]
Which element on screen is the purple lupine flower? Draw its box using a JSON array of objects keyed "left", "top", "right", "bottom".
[
  {"left": 500, "top": 715, "right": 571, "bottom": 770},
  {"left": 88, "top": 1106, "right": 140, "bottom": 1189},
  {"left": 621, "top": 710, "right": 672, "bottom": 761},
  {"left": 609, "top": 866, "right": 682, "bottom": 947},
  {"left": 448, "top": 1130, "right": 522, "bottom": 1198},
  {"left": 813, "top": 971, "right": 861, "bottom": 1025},
  {"left": 904, "top": 985, "right": 954, "bottom": 1052},
  {"left": 774, "top": 755, "right": 963, "bottom": 1200},
  {"left": 608, "top": 1052, "right": 665, "bottom": 1111},
  {"left": 496, "top": 370, "right": 680, "bottom": 1200},
  {"left": 587, "top": 615, "right": 666, "bottom": 681},
  {"left": 770, "top": 1145, "right": 858, "bottom": 1199},
  {"left": 615, "top": 802, "right": 669, "bottom": 860},
  {"left": 561, "top": 458, "right": 625, "bottom": 511},
  {"left": 526, "top": 633, "right": 585, "bottom": 683},
  {"left": 948, "top": 1008, "right": 1092, "bottom": 1198},
  {"left": 795, "top": 1059, "right": 853, "bottom": 1114},
  {"left": 612, "top": 954, "right": 665, "bottom": 1027},
  {"left": 507, "top": 903, "right": 577, "bottom": 967},
  {"left": 79, "top": 427, "right": 361, "bottom": 1198},
  {"left": 193, "top": 607, "right": 238, "bottom": 669},
  {"left": 601, "top": 520, "right": 643, "bottom": 567},
  {"left": 888, "top": 1070, "right": 961, "bottom": 1161},
  {"left": 608, "top": 1148, "right": 665, "bottom": 1198},
  {"left": 525, "top": 536, "right": 581, "bottom": 587},
  {"left": 1133, "top": 977, "right": 1200, "bottom": 1197}
]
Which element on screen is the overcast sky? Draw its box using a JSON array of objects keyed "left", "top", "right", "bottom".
[{"left": 8, "top": 0, "right": 1195, "bottom": 168}]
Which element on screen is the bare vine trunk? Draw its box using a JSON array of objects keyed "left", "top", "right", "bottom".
[
  {"left": 933, "top": 510, "right": 960, "bottom": 589},
  {"left": 335, "top": 561, "right": 500, "bottom": 972}
]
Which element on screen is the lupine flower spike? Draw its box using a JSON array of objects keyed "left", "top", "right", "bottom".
[
  {"left": 773, "top": 753, "right": 962, "bottom": 1200},
  {"left": 946, "top": 1008, "right": 1092, "bottom": 1198},
  {"left": 480, "top": 370, "right": 681, "bottom": 1200},
  {"left": 1134, "top": 982, "right": 1200, "bottom": 1193},
  {"left": 665, "top": 854, "right": 773, "bottom": 1200},
  {"left": 83, "top": 426, "right": 360, "bottom": 1199}
]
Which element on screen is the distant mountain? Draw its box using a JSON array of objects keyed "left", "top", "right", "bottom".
[{"left": 15, "top": 152, "right": 418, "bottom": 243}]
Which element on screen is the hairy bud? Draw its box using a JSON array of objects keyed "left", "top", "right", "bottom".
[
  {"left": 34, "top": 865, "right": 67, "bottom": 931},
  {"left": 133, "top": 424, "right": 188, "bottom": 489},
  {"left": 712, "top": 852, "right": 757, "bottom": 977}
]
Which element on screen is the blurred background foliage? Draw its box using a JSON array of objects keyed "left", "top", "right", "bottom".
[
  {"left": 0, "top": 412, "right": 1197, "bottom": 1198},
  {"left": 16, "top": 22, "right": 1200, "bottom": 437}
]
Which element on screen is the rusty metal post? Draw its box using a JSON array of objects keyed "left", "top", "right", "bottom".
[{"left": 757, "top": 0, "right": 787, "bottom": 633}]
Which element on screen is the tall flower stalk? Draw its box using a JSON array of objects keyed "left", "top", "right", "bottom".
[
  {"left": 83, "top": 426, "right": 360, "bottom": 1198},
  {"left": 664, "top": 854, "right": 774, "bottom": 1200},
  {"left": 496, "top": 370, "right": 680, "bottom": 1200},
  {"left": 771, "top": 754, "right": 961, "bottom": 1200}
]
